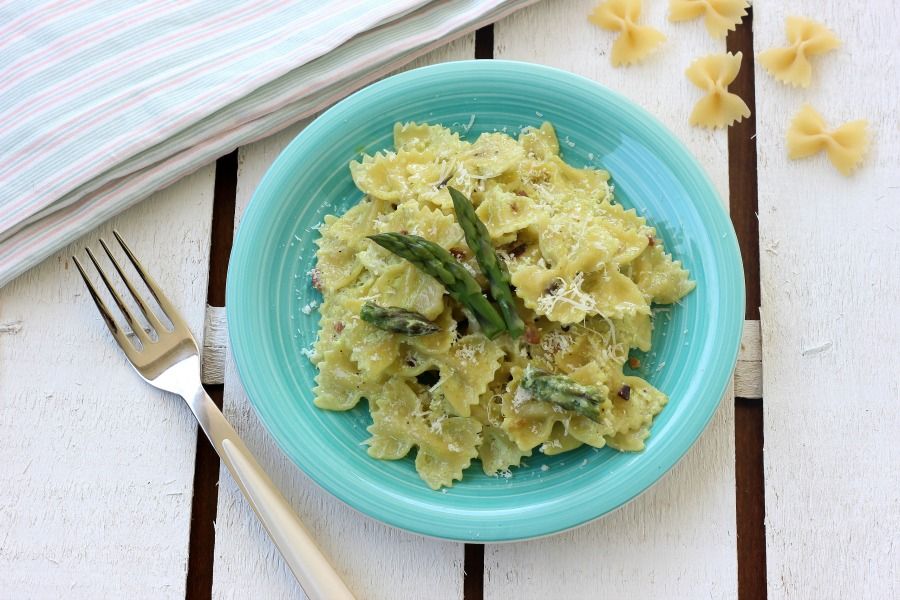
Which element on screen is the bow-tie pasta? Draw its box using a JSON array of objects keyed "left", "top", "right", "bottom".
[
  {"left": 589, "top": 0, "right": 666, "bottom": 67},
  {"left": 685, "top": 51, "right": 751, "bottom": 128},
  {"left": 668, "top": 0, "right": 749, "bottom": 38},
  {"left": 786, "top": 104, "right": 869, "bottom": 176},
  {"left": 310, "top": 121, "right": 695, "bottom": 488},
  {"left": 758, "top": 17, "right": 840, "bottom": 88}
]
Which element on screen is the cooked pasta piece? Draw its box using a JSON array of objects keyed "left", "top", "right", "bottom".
[
  {"left": 685, "top": 51, "right": 751, "bottom": 128},
  {"left": 668, "top": 0, "right": 749, "bottom": 38},
  {"left": 311, "top": 121, "right": 695, "bottom": 488},
  {"left": 786, "top": 104, "right": 869, "bottom": 176},
  {"left": 588, "top": 0, "right": 666, "bottom": 67},
  {"left": 366, "top": 377, "right": 482, "bottom": 489},
  {"left": 758, "top": 17, "right": 840, "bottom": 88}
]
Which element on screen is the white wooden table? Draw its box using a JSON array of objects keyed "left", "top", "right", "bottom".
[{"left": 2, "top": 1, "right": 897, "bottom": 598}]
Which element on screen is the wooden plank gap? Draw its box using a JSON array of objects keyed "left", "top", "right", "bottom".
[
  {"left": 186, "top": 149, "right": 238, "bottom": 600},
  {"left": 726, "top": 9, "right": 767, "bottom": 600},
  {"left": 474, "top": 23, "right": 494, "bottom": 60}
]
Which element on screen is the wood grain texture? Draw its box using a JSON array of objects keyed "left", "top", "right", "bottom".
[
  {"left": 0, "top": 167, "right": 215, "bottom": 597},
  {"left": 210, "top": 37, "right": 476, "bottom": 600},
  {"left": 486, "top": 1, "right": 738, "bottom": 597},
  {"left": 753, "top": 1, "right": 900, "bottom": 596},
  {"left": 202, "top": 306, "right": 228, "bottom": 386},
  {"left": 736, "top": 320, "right": 762, "bottom": 399}
]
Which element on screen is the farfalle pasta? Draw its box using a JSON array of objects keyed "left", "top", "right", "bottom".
[
  {"left": 685, "top": 51, "right": 751, "bottom": 128},
  {"left": 668, "top": 0, "right": 749, "bottom": 38},
  {"left": 309, "top": 121, "right": 695, "bottom": 488},
  {"left": 786, "top": 104, "right": 869, "bottom": 176},
  {"left": 588, "top": 0, "right": 666, "bottom": 67},
  {"left": 758, "top": 17, "right": 840, "bottom": 88}
]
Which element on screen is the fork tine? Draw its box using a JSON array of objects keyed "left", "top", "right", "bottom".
[
  {"left": 98, "top": 238, "right": 165, "bottom": 332},
  {"left": 73, "top": 256, "right": 133, "bottom": 350},
  {"left": 85, "top": 247, "right": 151, "bottom": 343},
  {"left": 112, "top": 230, "right": 189, "bottom": 332}
]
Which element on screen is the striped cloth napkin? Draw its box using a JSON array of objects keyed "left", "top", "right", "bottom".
[{"left": 0, "top": 0, "right": 535, "bottom": 287}]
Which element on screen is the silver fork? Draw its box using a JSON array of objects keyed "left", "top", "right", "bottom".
[{"left": 74, "top": 231, "right": 355, "bottom": 600}]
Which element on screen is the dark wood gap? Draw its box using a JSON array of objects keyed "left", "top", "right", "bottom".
[
  {"left": 185, "top": 149, "right": 239, "bottom": 600},
  {"left": 463, "top": 23, "right": 493, "bottom": 600},
  {"left": 734, "top": 398, "right": 767, "bottom": 600},
  {"left": 727, "top": 10, "right": 767, "bottom": 600},
  {"left": 474, "top": 23, "right": 494, "bottom": 60},
  {"left": 727, "top": 12, "right": 761, "bottom": 322},
  {"left": 464, "top": 543, "right": 485, "bottom": 600}
]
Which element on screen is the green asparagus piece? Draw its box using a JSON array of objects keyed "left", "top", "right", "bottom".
[
  {"left": 520, "top": 366, "right": 604, "bottom": 423},
  {"left": 367, "top": 233, "right": 506, "bottom": 339},
  {"left": 360, "top": 302, "right": 440, "bottom": 336},
  {"left": 448, "top": 187, "right": 525, "bottom": 338}
]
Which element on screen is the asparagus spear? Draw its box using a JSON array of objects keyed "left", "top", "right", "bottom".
[
  {"left": 368, "top": 233, "right": 506, "bottom": 339},
  {"left": 520, "top": 366, "right": 604, "bottom": 422},
  {"left": 448, "top": 187, "right": 525, "bottom": 338},
  {"left": 359, "top": 302, "right": 440, "bottom": 336}
]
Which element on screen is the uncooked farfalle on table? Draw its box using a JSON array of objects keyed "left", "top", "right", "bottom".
[
  {"left": 786, "top": 104, "right": 869, "bottom": 176},
  {"left": 685, "top": 52, "right": 751, "bottom": 128},
  {"left": 668, "top": 0, "right": 749, "bottom": 38},
  {"left": 588, "top": 0, "right": 666, "bottom": 66},
  {"left": 758, "top": 16, "right": 840, "bottom": 88}
]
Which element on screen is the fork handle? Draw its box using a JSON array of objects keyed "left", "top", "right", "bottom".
[{"left": 189, "top": 389, "right": 356, "bottom": 600}]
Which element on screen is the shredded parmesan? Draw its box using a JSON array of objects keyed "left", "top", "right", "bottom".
[
  {"left": 512, "top": 384, "right": 533, "bottom": 409},
  {"left": 541, "top": 330, "right": 573, "bottom": 354},
  {"left": 539, "top": 439, "right": 563, "bottom": 454},
  {"left": 301, "top": 300, "right": 319, "bottom": 315},
  {"left": 455, "top": 342, "right": 482, "bottom": 364},
  {"left": 430, "top": 414, "right": 446, "bottom": 433},
  {"left": 536, "top": 272, "right": 597, "bottom": 315}
]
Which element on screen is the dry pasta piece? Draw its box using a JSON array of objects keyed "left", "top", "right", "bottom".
[
  {"left": 588, "top": 0, "right": 666, "bottom": 67},
  {"left": 685, "top": 51, "right": 750, "bottom": 128},
  {"left": 668, "top": 0, "right": 749, "bottom": 38},
  {"left": 758, "top": 17, "right": 840, "bottom": 88},
  {"left": 786, "top": 104, "right": 869, "bottom": 176}
]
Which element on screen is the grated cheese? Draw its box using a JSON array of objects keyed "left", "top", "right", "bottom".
[
  {"left": 541, "top": 330, "right": 573, "bottom": 354},
  {"left": 430, "top": 414, "right": 446, "bottom": 433},
  {"left": 455, "top": 342, "right": 482, "bottom": 364},
  {"left": 536, "top": 272, "right": 597, "bottom": 315},
  {"left": 512, "top": 384, "right": 533, "bottom": 409}
]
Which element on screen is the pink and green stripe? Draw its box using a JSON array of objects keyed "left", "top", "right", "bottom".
[{"left": 0, "top": 0, "right": 536, "bottom": 287}]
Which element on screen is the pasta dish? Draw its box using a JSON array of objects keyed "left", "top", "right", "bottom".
[{"left": 306, "top": 121, "right": 694, "bottom": 489}]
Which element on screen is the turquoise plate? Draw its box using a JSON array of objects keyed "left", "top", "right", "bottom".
[{"left": 227, "top": 60, "right": 744, "bottom": 542}]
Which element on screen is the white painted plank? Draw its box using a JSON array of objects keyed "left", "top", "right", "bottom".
[
  {"left": 211, "top": 36, "right": 475, "bottom": 600},
  {"left": 0, "top": 167, "right": 215, "bottom": 597},
  {"left": 486, "top": 1, "right": 738, "bottom": 597},
  {"left": 736, "top": 320, "right": 762, "bottom": 399},
  {"left": 202, "top": 305, "right": 228, "bottom": 386},
  {"left": 753, "top": 1, "right": 900, "bottom": 596}
]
